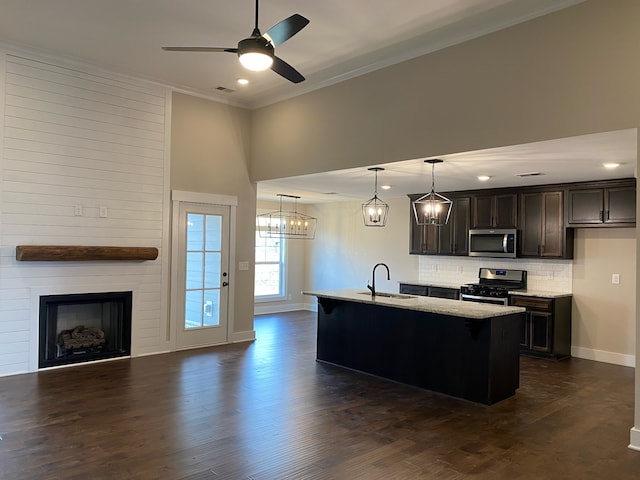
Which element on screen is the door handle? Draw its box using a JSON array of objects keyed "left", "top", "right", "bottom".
[{"left": 222, "top": 281, "right": 229, "bottom": 287}]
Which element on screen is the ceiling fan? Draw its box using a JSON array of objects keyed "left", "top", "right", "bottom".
[{"left": 162, "top": 0, "right": 310, "bottom": 84}]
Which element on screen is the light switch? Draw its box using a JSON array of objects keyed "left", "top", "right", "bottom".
[
  {"left": 612, "top": 273, "right": 620, "bottom": 285},
  {"left": 99, "top": 206, "right": 108, "bottom": 218},
  {"left": 239, "top": 261, "right": 249, "bottom": 271}
]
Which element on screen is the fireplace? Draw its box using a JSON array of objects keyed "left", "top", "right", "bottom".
[{"left": 39, "top": 291, "right": 132, "bottom": 368}]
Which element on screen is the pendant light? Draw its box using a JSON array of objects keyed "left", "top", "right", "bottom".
[
  {"left": 361, "top": 167, "right": 389, "bottom": 227},
  {"left": 412, "top": 159, "right": 453, "bottom": 226},
  {"left": 257, "top": 194, "right": 317, "bottom": 239}
]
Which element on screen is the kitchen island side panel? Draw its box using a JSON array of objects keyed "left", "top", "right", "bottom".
[{"left": 315, "top": 297, "right": 521, "bottom": 404}]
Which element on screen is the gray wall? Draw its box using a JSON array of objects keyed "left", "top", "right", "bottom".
[
  {"left": 170, "top": 92, "right": 256, "bottom": 336},
  {"left": 248, "top": 0, "right": 640, "bottom": 447},
  {"left": 251, "top": 0, "right": 639, "bottom": 181}
]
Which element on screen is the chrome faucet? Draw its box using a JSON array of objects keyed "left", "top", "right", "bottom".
[{"left": 367, "top": 263, "right": 390, "bottom": 297}]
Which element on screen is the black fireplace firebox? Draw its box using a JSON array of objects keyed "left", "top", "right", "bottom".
[{"left": 39, "top": 291, "right": 132, "bottom": 368}]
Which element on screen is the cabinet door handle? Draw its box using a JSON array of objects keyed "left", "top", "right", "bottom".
[
  {"left": 605, "top": 210, "right": 610, "bottom": 221},
  {"left": 600, "top": 210, "right": 604, "bottom": 222}
]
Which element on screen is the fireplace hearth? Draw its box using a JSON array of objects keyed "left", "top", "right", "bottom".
[{"left": 39, "top": 291, "right": 132, "bottom": 368}]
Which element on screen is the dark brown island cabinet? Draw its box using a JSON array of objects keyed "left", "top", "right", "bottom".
[
  {"left": 307, "top": 291, "right": 524, "bottom": 405},
  {"left": 509, "top": 294, "right": 572, "bottom": 360}
]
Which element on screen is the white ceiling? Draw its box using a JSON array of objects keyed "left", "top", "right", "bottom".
[
  {"left": 0, "top": 0, "right": 634, "bottom": 203},
  {"left": 0, "top": 0, "right": 585, "bottom": 109}
]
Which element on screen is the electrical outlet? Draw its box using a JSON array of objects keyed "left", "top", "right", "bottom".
[
  {"left": 612, "top": 273, "right": 620, "bottom": 285},
  {"left": 74, "top": 204, "right": 83, "bottom": 216}
]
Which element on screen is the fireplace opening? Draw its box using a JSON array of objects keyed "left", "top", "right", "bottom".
[{"left": 39, "top": 291, "right": 132, "bottom": 368}]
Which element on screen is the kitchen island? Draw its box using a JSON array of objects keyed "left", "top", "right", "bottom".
[{"left": 303, "top": 289, "right": 526, "bottom": 405}]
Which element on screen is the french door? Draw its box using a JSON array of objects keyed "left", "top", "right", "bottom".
[{"left": 175, "top": 203, "right": 230, "bottom": 349}]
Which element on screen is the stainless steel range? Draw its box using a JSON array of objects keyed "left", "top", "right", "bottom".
[{"left": 460, "top": 268, "right": 527, "bottom": 305}]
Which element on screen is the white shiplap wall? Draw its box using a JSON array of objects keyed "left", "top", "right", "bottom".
[{"left": 0, "top": 53, "right": 170, "bottom": 376}]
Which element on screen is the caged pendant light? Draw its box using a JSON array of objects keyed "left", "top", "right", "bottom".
[
  {"left": 361, "top": 167, "right": 389, "bottom": 227},
  {"left": 257, "top": 194, "right": 317, "bottom": 239},
  {"left": 412, "top": 159, "right": 453, "bottom": 226}
]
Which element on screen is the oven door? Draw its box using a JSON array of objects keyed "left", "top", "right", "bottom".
[{"left": 460, "top": 293, "right": 509, "bottom": 306}]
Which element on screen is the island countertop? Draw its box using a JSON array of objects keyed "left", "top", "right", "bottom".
[{"left": 303, "top": 288, "right": 525, "bottom": 320}]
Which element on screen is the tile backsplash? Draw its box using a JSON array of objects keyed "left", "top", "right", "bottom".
[{"left": 418, "top": 256, "right": 572, "bottom": 293}]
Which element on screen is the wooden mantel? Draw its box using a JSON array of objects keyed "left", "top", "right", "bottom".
[{"left": 16, "top": 245, "right": 159, "bottom": 262}]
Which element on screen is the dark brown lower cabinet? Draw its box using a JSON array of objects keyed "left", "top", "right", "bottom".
[
  {"left": 510, "top": 295, "right": 571, "bottom": 360},
  {"left": 399, "top": 283, "right": 460, "bottom": 300}
]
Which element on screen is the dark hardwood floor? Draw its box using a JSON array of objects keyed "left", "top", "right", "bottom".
[{"left": 1, "top": 311, "right": 639, "bottom": 479}]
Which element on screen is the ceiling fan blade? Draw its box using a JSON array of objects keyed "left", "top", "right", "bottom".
[
  {"left": 271, "top": 56, "right": 305, "bottom": 84},
  {"left": 162, "top": 47, "right": 238, "bottom": 53},
  {"left": 264, "top": 14, "right": 310, "bottom": 47}
]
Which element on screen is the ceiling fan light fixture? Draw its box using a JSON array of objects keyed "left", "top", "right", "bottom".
[
  {"left": 239, "top": 51, "right": 273, "bottom": 71},
  {"left": 238, "top": 37, "right": 274, "bottom": 71}
]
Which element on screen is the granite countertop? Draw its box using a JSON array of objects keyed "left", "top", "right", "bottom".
[{"left": 302, "top": 288, "right": 525, "bottom": 320}]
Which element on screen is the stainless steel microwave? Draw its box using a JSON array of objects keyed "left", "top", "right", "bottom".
[{"left": 468, "top": 229, "right": 517, "bottom": 258}]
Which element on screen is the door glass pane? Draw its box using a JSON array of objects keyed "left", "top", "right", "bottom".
[
  {"left": 187, "top": 214, "right": 204, "bottom": 250},
  {"left": 185, "top": 290, "right": 203, "bottom": 329},
  {"left": 203, "top": 289, "right": 220, "bottom": 327},
  {"left": 185, "top": 252, "right": 203, "bottom": 290},
  {"left": 205, "top": 215, "right": 222, "bottom": 251}
]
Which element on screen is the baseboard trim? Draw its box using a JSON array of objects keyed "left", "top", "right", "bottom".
[
  {"left": 230, "top": 330, "right": 255, "bottom": 343},
  {"left": 253, "top": 302, "right": 320, "bottom": 315},
  {"left": 571, "top": 346, "right": 635, "bottom": 367},
  {"left": 629, "top": 427, "right": 640, "bottom": 451}
]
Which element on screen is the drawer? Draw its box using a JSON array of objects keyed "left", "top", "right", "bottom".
[
  {"left": 428, "top": 287, "right": 460, "bottom": 300},
  {"left": 399, "top": 283, "right": 429, "bottom": 296},
  {"left": 510, "top": 296, "right": 552, "bottom": 311}
]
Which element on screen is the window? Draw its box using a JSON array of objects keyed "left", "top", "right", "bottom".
[{"left": 255, "top": 216, "right": 286, "bottom": 300}]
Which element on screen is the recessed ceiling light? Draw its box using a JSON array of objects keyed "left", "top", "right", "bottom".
[
  {"left": 477, "top": 175, "right": 491, "bottom": 182},
  {"left": 381, "top": 184, "right": 392, "bottom": 190},
  {"left": 237, "top": 78, "right": 249, "bottom": 85},
  {"left": 603, "top": 162, "right": 620, "bottom": 169}
]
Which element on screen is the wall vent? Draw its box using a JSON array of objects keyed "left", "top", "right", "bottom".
[{"left": 215, "top": 86, "right": 235, "bottom": 93}]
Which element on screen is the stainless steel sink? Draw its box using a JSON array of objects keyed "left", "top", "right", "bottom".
[{"left": 357, "top": 292, "right": 414, "bottom": 299}]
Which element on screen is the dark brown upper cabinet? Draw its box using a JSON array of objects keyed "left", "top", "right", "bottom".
[
  {"left": 567, "top": 179, "right": 636, "bottom": 226},
  {"left": 519, "top": 190, "right": 573, "bottom": 258},
  {"left": 409, "top": 178, "right": 634, "bottom": 257},
  {"left": 439, "top": 197, "right": 470, "bottom": 255},
  {"left": 408, "top": 194, "right": 469, "bottom": 256},
  {"left": 471, "top": 193, "right": 517, "bottom": 229}
]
